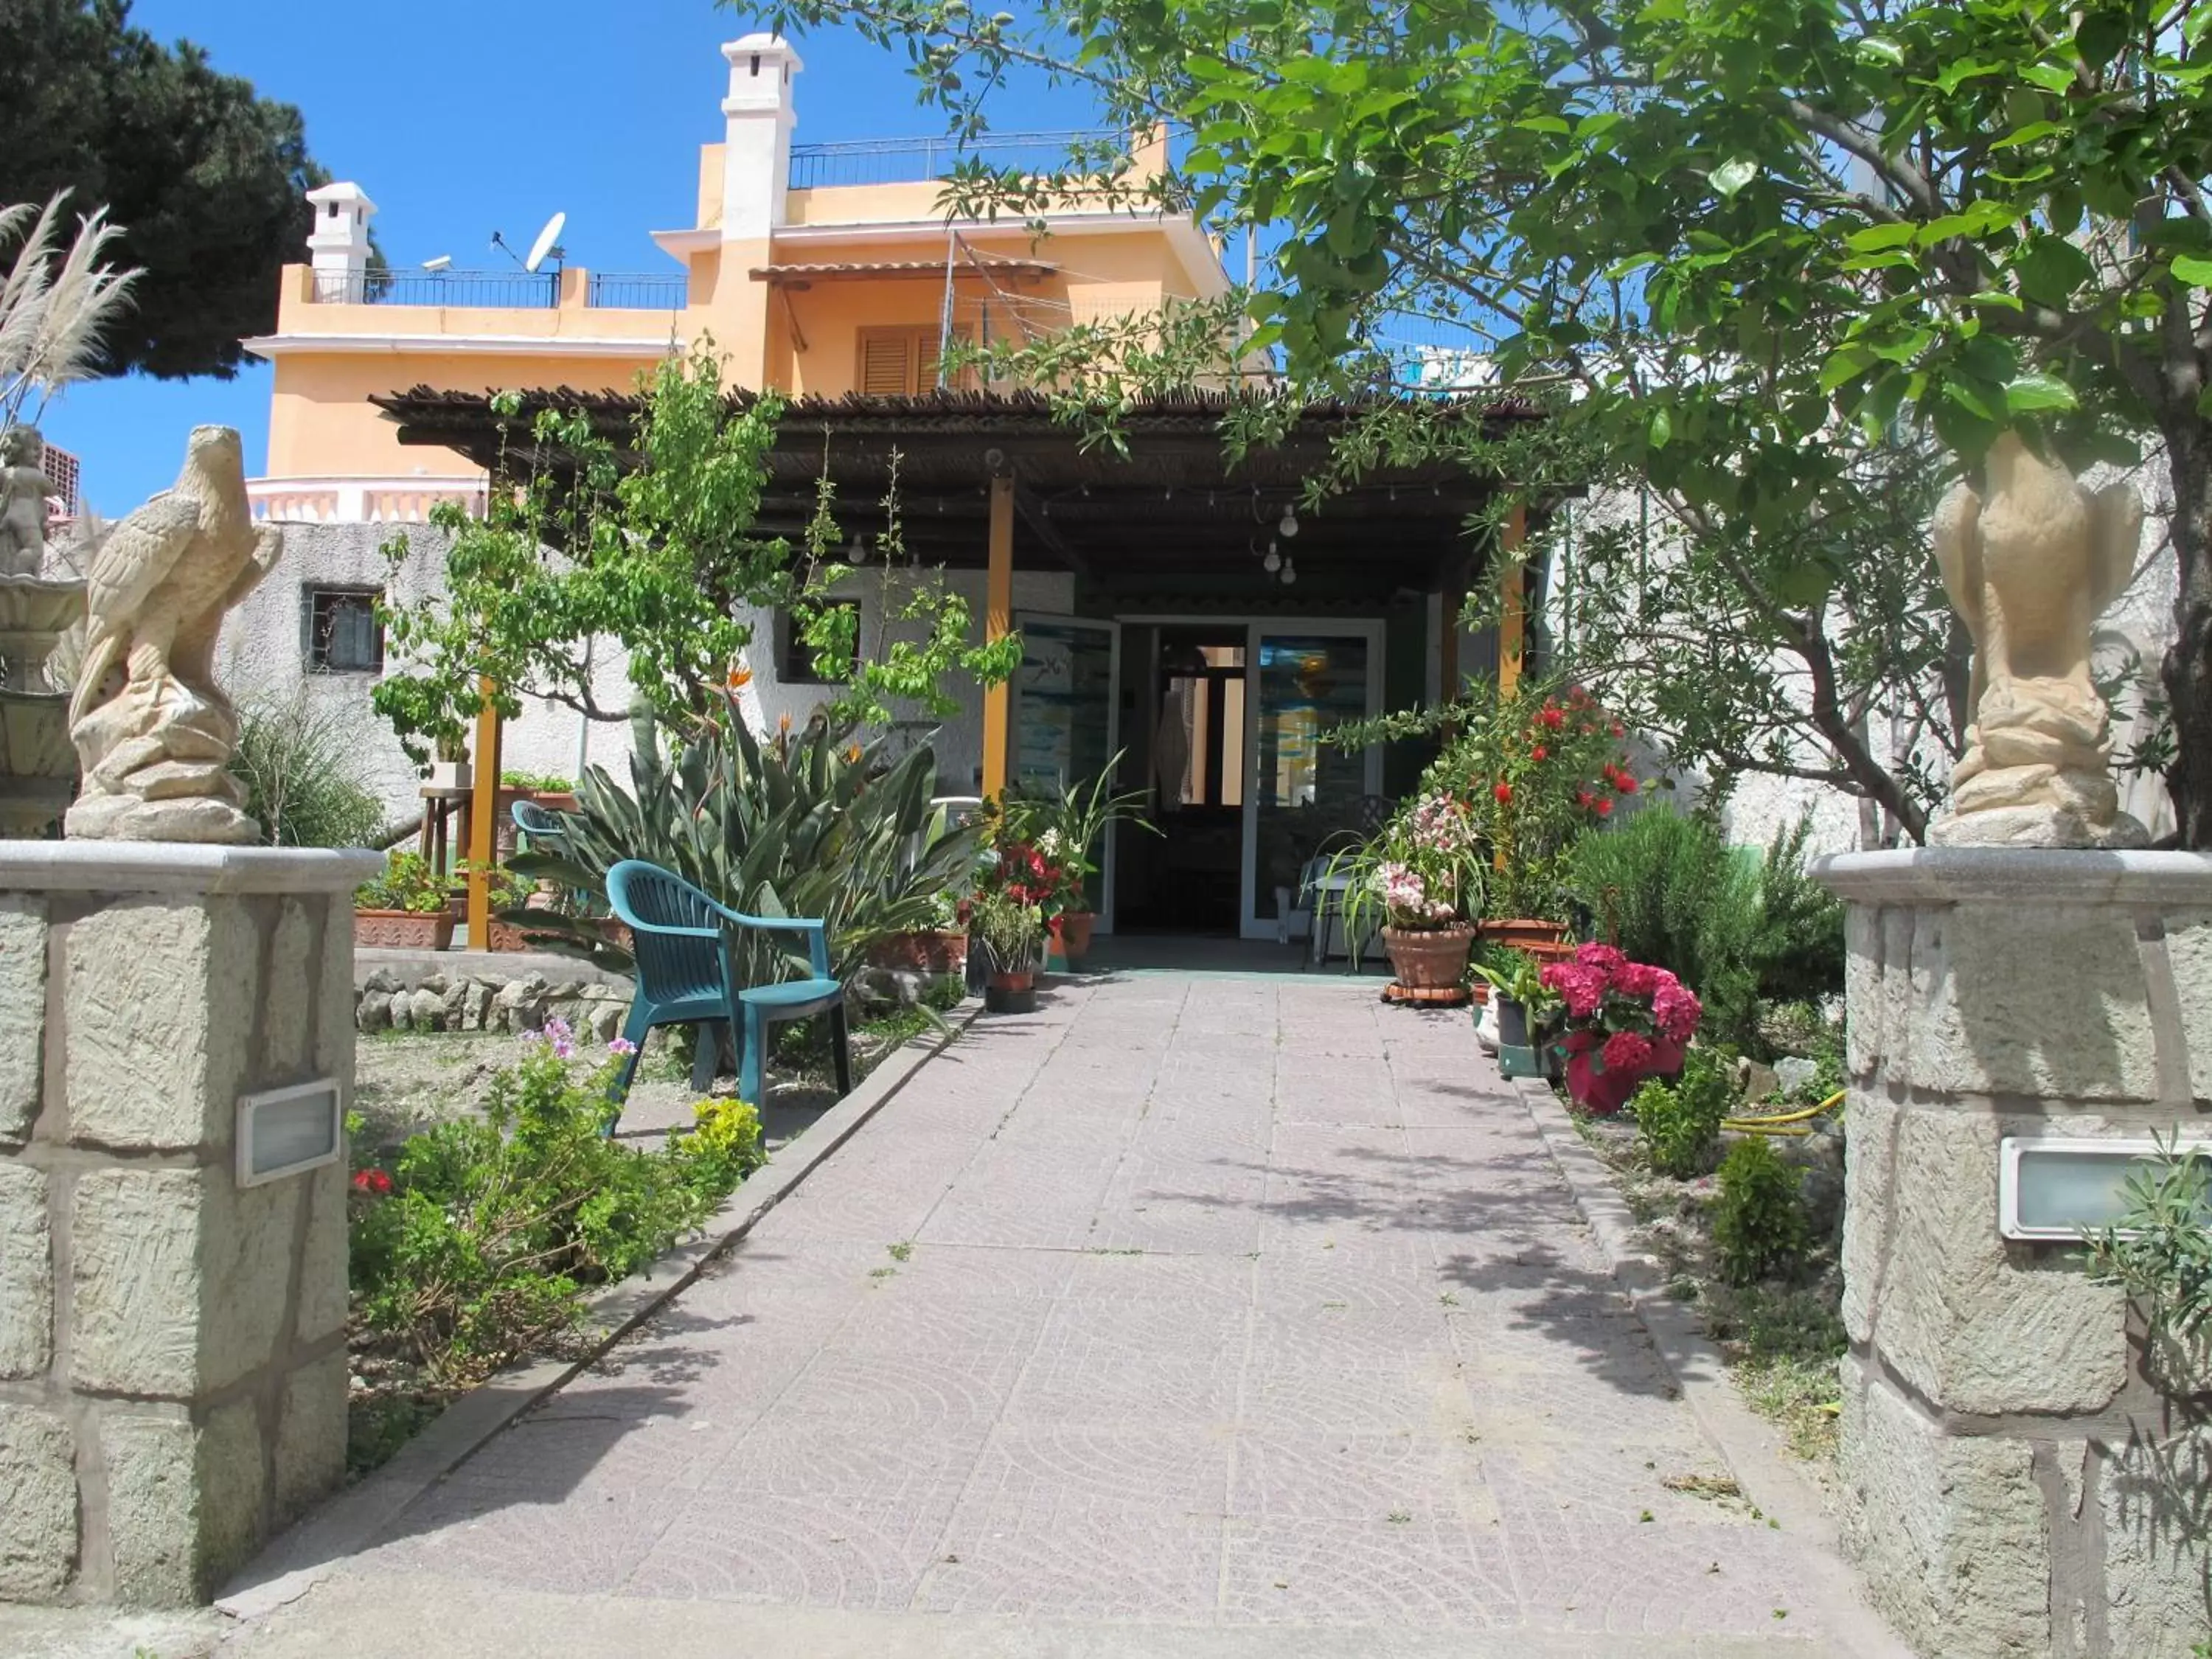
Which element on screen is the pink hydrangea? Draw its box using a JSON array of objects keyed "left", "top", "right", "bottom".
[
  {"left": 1613, "top": 961, "right": 1660, "bottom": 997},
  {"left": 1573, "top": 941, "right": 1626, "bottom": 975},
  {"left": 1652, "top": 980, "right": 1703, "bottom": 1042},
  {"left": 1600, "top": 1030, "right": 1655, "bottom": 1073},
  {"left": 1542, "top": 962, "right": 1604, "bottom": 1018}
]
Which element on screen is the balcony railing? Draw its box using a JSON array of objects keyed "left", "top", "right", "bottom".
[
  {"left": 308, "top": 271, "right": 688, "bottom": 310},
  {"left": 788, "top": 129, "right": 1119, "bottom": 189},
  {"left": 313, "top": 270, "right": 560, "bottom": 307},
  {"left": 585, "top": 272, "right": 687, "bottom": 310},
  {"left": 248, "top": 476, "right": 487, "bottom": 524}
]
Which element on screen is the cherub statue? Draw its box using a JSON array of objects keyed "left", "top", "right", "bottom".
[
  {"left": 1929, "top": 432, "right": 2149, "bottom": 847},
  {"left": 0, "top": 425, "right": 49, "bottom": 577},
  {"left": 65, "top": 425, "right": 282, "bottom": 842}
]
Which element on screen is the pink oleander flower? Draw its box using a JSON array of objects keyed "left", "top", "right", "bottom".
[
  {"left": 607, "top": 1037, "right": 638, "bottom": 1057},
  {"left": 1600, "top": 1030, "right": 1655, "bottom": 1074}
]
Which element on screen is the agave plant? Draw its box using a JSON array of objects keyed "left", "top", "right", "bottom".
[{"left": 510, "top": 695, "right": 981, "bottom": 984}]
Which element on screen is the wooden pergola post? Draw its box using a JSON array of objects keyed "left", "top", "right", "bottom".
[
  {"left": 981, "top": 474, "right": 1015, "bottom": 797},
  {"left": 1498, "top": 501, "right": 1527, "bottom": 699},
  {"left": 465, "top": 678, "right": 504, "bottom": 950}
]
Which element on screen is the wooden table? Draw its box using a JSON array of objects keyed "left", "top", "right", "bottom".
[{"left": 417, "top": 785, "right": 473, "bottom": 875}]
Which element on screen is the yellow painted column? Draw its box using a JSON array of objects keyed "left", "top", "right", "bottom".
[
  {"left": 465, "top": 678, "right": 504, "bottom": 949},
  {"left": 1498, "top": 502, "right": 1527, "bottom": 698},
  {"left": 981, "top": 476, "right": 1015, "bottom": 797}
]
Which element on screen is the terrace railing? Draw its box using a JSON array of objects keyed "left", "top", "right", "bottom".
[
  {"left": 788, "top": 130, "right": 1119, "bottom": 189},
  {"left": 309, "top": 271, "right": 689, "bottom": 310}
]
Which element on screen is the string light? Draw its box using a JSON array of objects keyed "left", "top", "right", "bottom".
[{"left": 1278, "top": 507, "right": 1299, "bottom": 538}]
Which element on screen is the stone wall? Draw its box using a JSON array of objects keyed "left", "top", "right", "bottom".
[
  {"left": 355, "top": 961, "right": 629, "bottom": 1040},
  {"left": 0, "top": 846, "right": 375, "bottom": 1608},
  {"left": 1818, "top": 849, "right": 2212, "bottom": 1658}
]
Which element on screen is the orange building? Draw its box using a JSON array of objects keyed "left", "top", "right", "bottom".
[{"left": 237, "top": 34, "right": 1526, "bottom": 944}]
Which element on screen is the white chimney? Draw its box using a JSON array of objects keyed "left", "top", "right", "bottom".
[
  {"left": 305, "top": 181, "right": 378, "bottom": 299},
  {"left": 720, "top": 33, "right": 802, "bottom": 240}
]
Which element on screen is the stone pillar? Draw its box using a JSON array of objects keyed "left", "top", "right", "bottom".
[
  {"left": 1815, "top": 848, "right": 2212, "bottom": 1659},
  {"left": 0, "top": 843, "right": 378, "bottom": 1607}
]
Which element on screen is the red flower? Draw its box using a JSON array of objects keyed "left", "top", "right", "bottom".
[
  {"left": 1595, "top": 797, "right": 1613, "bottom": 817},
  {"left": 1610, "top": 723, "right": 1625, "bottom": 737},
  {"left": 1600, "top": 1031, "right": 1655, "bottom": 1074},
  {"left": 1614, "top": 773, "right": 1638, "bottom": 794},
  {"left": 1530, "top": 744, "right": 1548, "bottom": 762},
  {"left": 352, "top": 1168, "right": 392, "bottom": 1197},
  {"left": 1538, "top": 706, "right": 1565, "bottom": 730},
  {"left": 1493, "top": 782, "right": 1513, "bottom": 804}
]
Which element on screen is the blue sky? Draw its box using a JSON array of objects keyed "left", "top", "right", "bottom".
[{"left": 43, "top": 1, "right": 1092, "bottom": 515}]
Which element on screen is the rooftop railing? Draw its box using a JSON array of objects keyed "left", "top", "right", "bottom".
[
  {"left": 788, "top": 129, "right": 1120, "bottom": 190},
  {"left": 309, "top": 271, "right": 688, "bottom": 309}
]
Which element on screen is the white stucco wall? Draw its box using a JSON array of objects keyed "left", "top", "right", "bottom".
[
  {"left": 221, "top": 521, "right": 1071, "bottom": 827},
  {"left": 1542, "top": 459, "right": 2183, "bottom": 855}
]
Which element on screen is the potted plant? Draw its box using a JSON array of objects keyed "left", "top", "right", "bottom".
[
  {"left": 428, "top": 733, "right": 471, "bottom": 793},
  {"left": 1021, "top": 757, "right": 1156, "bottom": 966},
  {"left": 1331, "top": 790, "right": 1484, "bottom": 995},
  {"left": 867, "top": 891, "right": 968, "bottom": 975},
  {"left": 1540, "top": 940, "right": 1702, "bottom": 1114},
  {"left": 459, "top": 860, "right": 548, "bottom": 952},
  {"left": 355, "top": 851, "right": 457, "bottom": 950},
  {"left": 969, "top": 890, "right": 1046, "bottom": 1014},
  {"left": 495, "top": 771, "right": 578, "bottom": 858},
  {"left": 1472, "top": 950, "right": 1559, "bottom": 1079}
]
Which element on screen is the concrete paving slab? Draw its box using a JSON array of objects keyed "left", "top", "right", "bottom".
[{"left": 212, "top": 970, "right": 1902, "bottom": 1656}]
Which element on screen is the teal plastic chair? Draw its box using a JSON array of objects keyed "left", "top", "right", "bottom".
[
  {"left": 603, "top": 860, "right": 850, "bottom": 1119},
  {"left": 509, "top": 797, "right": 568, "bottom": 851}
]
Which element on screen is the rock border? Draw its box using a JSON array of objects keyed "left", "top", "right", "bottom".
[
  {"left": 215, "top": 1002, "right": 982, "bottom": 1623},
  {"left": 1512, "top": 1075, "right": 1915, "bottom": 1659}
]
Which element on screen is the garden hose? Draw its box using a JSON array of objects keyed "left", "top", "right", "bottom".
[{"left": 1721, "top": 1088, "right": 1846, "bottom": 1135}]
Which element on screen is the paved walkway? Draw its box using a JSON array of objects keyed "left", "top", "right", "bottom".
[{"left": 235, "top": 975, "right": 1885, "bottom": 1657}]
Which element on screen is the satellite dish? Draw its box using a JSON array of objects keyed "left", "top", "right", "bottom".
[
  {"left": 524, "top": 212, "right": 567, "bottom": 274},
  {"left": 422, "top": 254, "right": 452, "bottom": 273}
]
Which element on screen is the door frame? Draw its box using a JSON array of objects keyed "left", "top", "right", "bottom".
[
  {"left": 1008, "top": 611, "right": 1123, "bottom": 933},
  {"left": 1119, "top": 614, "right": 1386, "bottom": 939}
]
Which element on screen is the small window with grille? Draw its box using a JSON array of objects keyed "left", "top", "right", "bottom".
[{"left": 303, "top": 585, "right": 384, "bottom": 674}]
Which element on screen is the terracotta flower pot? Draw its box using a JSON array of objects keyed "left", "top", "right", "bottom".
[
  {"left": 1477, "top": 917, "right": 1570, "bottom": 952},
  {"left": 1380, "top": 922, "right": 1475, "bottom": 991},
  {"left": 1560, "top": 1029, "right": 1686, "bottom": 1115},
  {"left": 1057, "top": 911, "right": 1096, "bottom": 964},
  {"left": 868, "top": 929, "right": 968, "bottom": 975},
  {"left": 984, "top": 968, "right": 1037, "bottom": 1015},
  {"left": 355, "top": 909, "right": 456, "bottom": 950}
]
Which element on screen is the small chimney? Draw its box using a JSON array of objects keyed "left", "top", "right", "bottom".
[
  {"left": 720, "top": 33, "right": 803, "bottom": 240},
  {"left": 305, "top": 181, "right": 378, "bottom": 299}
]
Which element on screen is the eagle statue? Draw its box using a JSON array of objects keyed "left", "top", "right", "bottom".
[
  {"left": 1928, "top": 432, "right": 2147, "bottom": 847},
  {"left": 65, "top": 425, "right": 283, "bottom": 842}
]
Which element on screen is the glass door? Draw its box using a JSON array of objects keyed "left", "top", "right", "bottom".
[
  {"left": 1009, "top": 614, "right": 1121, "bottom": 928},
  {"left": 1239, "top": 625, "right": 1383, "bottom": 938}
]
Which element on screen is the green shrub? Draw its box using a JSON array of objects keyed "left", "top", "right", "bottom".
[
  {"left": 347, "top": 1023, "right": 762, "bottom": 1385},
  {"left": 232, "top": 697, "right": 386, "bottom": 849},
  {"left": 2084, "top": 1137, "right": 2212, "bottom": 1343},
  {"left": 509, "top": 698, "right": 981, "bottom": 981},
  {"left": 355, "top": 850, "right": 448, "bottom": 914},
  {"left": 1630, "top": 1046, "right": 1737, "bottom": 1178},
  {"left": 1711, "top": 1137, "right": 1810, "bottom": 1287},
  {"left": 1568, "top": 807, "right": 1846, "bottom": 1053}
]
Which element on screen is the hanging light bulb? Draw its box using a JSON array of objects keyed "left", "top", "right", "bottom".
[
  {"left": 1262, "top": 538, "right": 1282, "bottom": 573},
  {"left": 1278, "top": 506, "right": 1300, "bottom": 538},
  {"left": 848, "top": 532, "right": 867, "bottom": 566},
  {"left": 1280, "top": 557, "right": 1298, "bottom": 585}
]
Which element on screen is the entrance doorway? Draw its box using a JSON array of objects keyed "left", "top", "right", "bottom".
[
  {"left": 1118, "top": 625, "right": 1248, "bottom": 933},
  {"left": 1104, "top": 618, "right": 1385, "bottom": 939}
]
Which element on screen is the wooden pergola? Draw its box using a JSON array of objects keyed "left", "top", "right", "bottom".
[{"left": 373, "top": 386, "right": 1546, "bottom": 942}]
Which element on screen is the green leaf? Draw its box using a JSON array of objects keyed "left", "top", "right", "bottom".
[
  {"left": 1709, "top": 157, "right": 1757, "bottom": 199},
  {"left": 2020, "top": 63, "right": 2076, "bottom": 95},
  {"left": 1855, "top": 37, "right": 1904, "bottom": 66},
  {"left": 1649, "top": 407, "right": 1673, "bottom": 449},
  {"left": 2004, "top": 372, "right": 2077, "bottom": 413},
  {"left": 1845, "top": 222, "right": 1919, "bottom": 253},
  {"left": 2171, "top": 254, "right": 2212, "bottom": 288}
]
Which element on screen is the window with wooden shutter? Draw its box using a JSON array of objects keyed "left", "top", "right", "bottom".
[{"left": 855, "top": 325, "right": 972, "bottom": 395}]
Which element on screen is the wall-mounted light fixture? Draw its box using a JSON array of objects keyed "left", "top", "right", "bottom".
[
  {"left": 1998, "top": 1135, "right": 2212, "bottom": 1241},
  {"left": 237, "top": 1079, "right": 344, "bottom": 1189}
]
